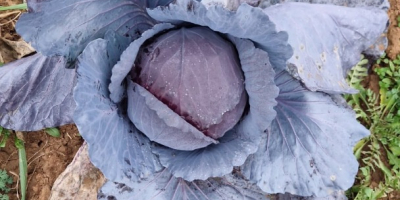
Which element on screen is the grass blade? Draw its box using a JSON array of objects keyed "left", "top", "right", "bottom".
[
  {"left": 15, "top": 138, "right": 27, "bottom": 200},
  {"left": 44, "top": 128, "right": 60, "bottom": 138},
  {"left": 0, "top": 3, "right": 27, "bottom": 11}
]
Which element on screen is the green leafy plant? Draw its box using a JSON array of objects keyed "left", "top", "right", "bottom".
[
  {"left": 345, "top": 54, "right": 400, "bottom": 199},
  {"left": 44, "top": 128, "right": 60, "bottom": 138},
  {"left": 345, "top": 55, "right": 370, "bottom": 122},
  {"left": 0, "top": 169, "right": 12, "bottom": 200},
  {"left": 0, "top": 127, "right": 10, "bottom": 148},
  {"left": 0, "top": 126, "right": 54, "bottom": 200}
]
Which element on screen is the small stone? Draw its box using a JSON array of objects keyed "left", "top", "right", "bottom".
[{"left": 49, "top": 143, "right": 106, "bottom": 200}]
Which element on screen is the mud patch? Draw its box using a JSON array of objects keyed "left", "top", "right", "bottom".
[
  {"left": 0, "top": 125, "right": 83, "bottom": 200},
  {"left": 386, "top": 0, "right": 400, "bottom": 59}
]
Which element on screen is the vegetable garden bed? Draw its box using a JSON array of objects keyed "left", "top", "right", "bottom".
[{"left": 0, "top": 0, "right": 399, "bottom": 200}]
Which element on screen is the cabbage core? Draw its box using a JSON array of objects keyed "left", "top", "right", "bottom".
[{"left": 132, "top": 27, "right": 247, "bottom": 139}]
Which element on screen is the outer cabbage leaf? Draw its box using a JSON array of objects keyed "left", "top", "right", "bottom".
[
  {"left": 228, "top": 36, "right": 278, "bottom": 131},
  {"left": 127, "top": 81, "right": 218, "bottom": 151},
  {"left": 73, "top": 32, "right": 162, "bottom": 186},
  {"left": 150, "top": 37, "right": 278, "bottom": 181},
  {"left": 0, "top": 54, "right": 75, "bottom": 131},
  {"left": 201, "top": 0, "right": 261, "bottom": 10},
  {"left": 147, "top": 0, "right": 292, "bottom": 71},
  {"left": 241, "top": 71, "right": 369, "bottom": 197},
  {"left": 98, "top": 169, "right": 270, "bottom": 200},
  {"left": 109, "top": 23, "right": 175, "bottom": 104},
  {"left": 145, "top": 0, "right": 176, "bottom": 8},
  {"left": 17, "top": 0, "right": 156, "bottom": 64},
  {"left": 260, "top": 0, "right": 388, "bottom": 8},
  {"left": 277, "top": 191, "right": 347, "bottom": 200},
  {"left": 263, "top": 2, "right": 388, "bottom": 93}
]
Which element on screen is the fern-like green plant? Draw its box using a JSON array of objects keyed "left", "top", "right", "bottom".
[
  {"left": 346, "top": 54, "right": 400, "bottom": 199},
  {"left": 344, "top": 55, "right": 372, "bottom": 124},
  {"left": 0, "top": 169, "right": 12, "bottom": 200}
]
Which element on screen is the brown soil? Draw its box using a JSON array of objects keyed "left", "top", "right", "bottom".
[
  {"left": 0, "top": 0, "right": 20, "bottom": 41},
  {"left": 0, "top": 125, "right": 83, "bottom": 200},
  {"left": 0, "top": 0, "right": 34, "bottom": 64},
  {"left": 362, "top": 64, "right": 380, "bottom": 96},
  {"left": 387, "top": 0, "right": 400, "bottom": 60},
  {"left": 356, "top": 141, "right": 391, "bottom": 188},
  {"left": 0, "top": 11, "right": 20, "bottom": 41},
  {"left": 372, "top": 144, "right": 400, "bottom": 200}
]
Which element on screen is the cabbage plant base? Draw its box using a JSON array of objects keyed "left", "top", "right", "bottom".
[{"left": 0, "top": 0, "right": 389, "bottom": 199}]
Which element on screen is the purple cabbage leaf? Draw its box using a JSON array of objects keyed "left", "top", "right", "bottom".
[
  {"left": 1, "top": 0, "right": 389, "bottom": 199},
  {"left": 74, "top": 24, "right": 275, "bottom": 198},
  {"left": 260, "top": 0, "right": 389, "bottom": 8},
  {"left": 263, "top": 2, "right": 388, "bottom": 94},
  {"left": 277, "top": 191, "right": 348, "bottom": 200},
  {"left": 75, "top": 8, "right": 280, "bottom": 187},
  {"left": 151, "top": 36, "right": 278, "bottom": 181},
  {"left": 0, "top": 54, "right": 75, "bottom": 131},
  {"left": 132, "top": 27, "right": 247, "bottom": 141},
  {"left": 241, "top": 70, "right": 369, "bottom": 197},
  {"left": 145, "top": 0, "right": 177, "bottom": 8},
  {"left": 98, "top": 169, "right": 270, "bottom": 200},
  {"left": 126, "top": 81, "right": 219, "bottom": 150},
  {"left": 147, "top": 0, "right": 293, "bottom": 72},
  {"left": 109, "top": 23, "right": 176, "bottom": 104},
  {"left": 16, "top": 0, "right": 156, "bottom": 64},
  {"left": 126, "top": 26, "right": 248, "bottom": 150},
  {"left": 74, "top": 31, "right": 162, "bottom": 184}
]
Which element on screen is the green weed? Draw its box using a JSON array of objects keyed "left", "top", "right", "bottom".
[
  {"left": 0, "top": 126, "right": 62, "bottom": 200},
  {"left": 0, "top": 127, "right": 10, "bottom": 148},
  {"left": 44, "top": 128, "right": 60, "bottom": 138},
  {"left": 0, "top": 169, "right": 12, "bottom": 200},
  {"left": 14, "top": 138, "right": 26, "bottom": 200},
  {"left": 345, "top": 54, "right": 400, "bottom": 199}
]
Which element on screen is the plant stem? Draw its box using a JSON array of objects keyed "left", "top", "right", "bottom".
[{"left": 15, "top": 138, "right": 27, "bottom": 200}]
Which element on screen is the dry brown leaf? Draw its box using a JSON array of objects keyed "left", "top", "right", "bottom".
[
  {"left": 49, "top": 143, "right": 106, "bottom": 200},
  {"left": 0, "top": 37, "right": 34, "bottom": 63}
]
